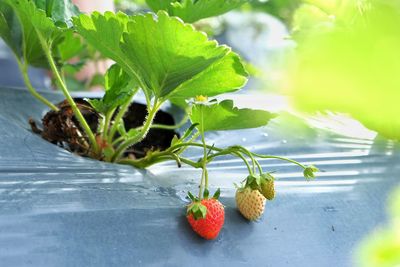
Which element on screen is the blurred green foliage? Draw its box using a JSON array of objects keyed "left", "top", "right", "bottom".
[
  {"left": 145, "top": 0, "right": 246, "bottom": 23},
  {"left": 114, "top": 0, "right": 147, "bottom": 14},
  {"left": 114, "top": 0, "right": 302, "bottom": 25},
  {"left": 244, "top": 0, "right": 301, "bottom": 25},
  {"left": 290, "top": 0, "right": 400, "bottom": 140},
  {"left": 357, "top": 186, "right": 400, "bottom": 267}
]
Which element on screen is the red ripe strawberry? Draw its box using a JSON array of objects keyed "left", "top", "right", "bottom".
[{"left": 186, "top": 190, "right": 225, "bottom": 240}]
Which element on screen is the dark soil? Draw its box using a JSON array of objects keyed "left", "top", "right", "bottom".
[
  {"left": 123, "top": 102, "right": 177, "bottom": 158},
  {"left": 30, "top": 99, "right": 178, "bottom": 159}
]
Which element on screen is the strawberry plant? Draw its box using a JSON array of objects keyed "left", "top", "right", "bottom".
[{"left": 0, "top": 0, "right": 318, "bottom": 239}]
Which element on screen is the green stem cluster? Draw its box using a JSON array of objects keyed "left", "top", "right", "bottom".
[
  {"left": 16, "top": 32, "right": 184, "bottom": 163},
  {"left": 16, "top": 31, "right": 166, "bottom": 161},
  {"left": 119, "top": 138, "right": 310, "bottom": 183},
  {"left": 111, "top": 99, "right": 162, "bottom": 162}
]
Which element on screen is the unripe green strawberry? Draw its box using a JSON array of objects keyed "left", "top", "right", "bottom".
[
  {"left": 260, "top": 179, "right": 275, "bottom": 200},
  {"left": 235, "top": 187, "right": 266, "bottom": 221}
]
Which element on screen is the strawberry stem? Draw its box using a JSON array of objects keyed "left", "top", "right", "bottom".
[
  {"left": 118, "top": 153, "right": 199, "bottom": 169},
  {"left": 232, "top": 146, "right": 263, "bottom": 175},
  {"left": 108, "top": 89, "right": 138, "bottom": 144},
  {"left": 15, "top": 58, "right": 59, "bottom": 111},
  {"left": 198, "top": 105, "right": 208, "bottom": 199},
  {"left": 111, "top": 99, "right": 162, "bottom": 162},
  {"left": 249, "top": 152, "right": 308, "bottom": 170},
  {"left": 101, "top": 108, "right": 116, "bottom": 141},
  {"left": 40, "top": 36, "right": 100, "bottom": 155},
  {"left": 232, "top": 151, "right": 254, "bottom": 176},
  {"left": 118, "top": 142, "right": 313, "bottom": 181}
]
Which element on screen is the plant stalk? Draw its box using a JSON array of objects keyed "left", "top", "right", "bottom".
[
  {"left": 150, "top": 114, "right": 189, "bottom": 130},
  {"left": 174, "top": 132, "right": 200, "bottom": 155},
  {"left": 250, "top": 152, "right": 307, "bottom": 169},
  {"left": 169, "top": 142, "right": 307, "bottom": 170},
  {"left": 16, "top": 59, "right": 59, "bottom": 111},
  {"left": 40, "top": 37, "right": 100, "bottom": 154},
  {"left": 118, "top": 154, "right": 199, "bottom": 169},
  {"left": 232, "top": 151, "right": 254, "bottom": 176},
  {"left": 198, "top": 107, "right": 208, "bottom": 199},
  {"left": 233, "top": 146, "right": 263, "bottom": 175},
  {"left": 108, "top": 88, "right": 138, "bottom": 143},
  {"left": 111, "top": 100, "right": 162, "bottom": 162},
  {"left": 102, "top": 108, "right": 115, "bottom": 141}
]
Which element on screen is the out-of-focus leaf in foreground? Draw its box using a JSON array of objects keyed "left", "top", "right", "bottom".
[
  {"left": 356, "top": 186, "right": 400, "bottom": 267},
  {"left": 290, "top": 0, "right": 400, "bottom": 140}
]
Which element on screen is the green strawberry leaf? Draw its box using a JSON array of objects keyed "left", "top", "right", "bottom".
[
  {"left": 88, "top": 64, "right": 137, "bottom": 115},
  {"left": 74, "top": 11, "right": 247, "bottom": 102},
  {"left": 170, "top": 135, "right": 180, "bottom": 147},
  {"left": 58, "top": 30, "right": 84, "bottom": 61},
  {"left": 146, "top": 0, "right": 247, "bottom": 23},
  {"left": 170, "top": 123, "right": 199, "bottom": 150},
  {"left": 85, "top": 99, "right": 104, "bottom": 115},
  {"left": 181, "top": 123, "right": 199, "bottom": 140},
  {"left": 105, "top": 64, "right": 131, "bottom": 92},
  {"left": 120, "top": 11, "right": 247, "bottom": 99},
  {"left": 72, "top": 11, "right": 133, "bottom": 79},
  {"left": 88, "top": 73, "right": 105, "bottom": 88},
  {"left": 0, "top": 2, "right": 22, "bottom": 58},
  {"left": 0, "top": 0, "right": 65, "bottom": 68},
  {"left": 0, "top": 0, "right": 78, "bottom": 64},
  {"left": 33, "top": 0, "right": 80, "bottom": 27},
  {"left": 62, "top": 60, "right": 85, "bottom": 74},
  {"left": 168, "top": 51, "right": 247, "bottom": 105},
  {"left": 190, "top": 100, "right": 276, "bottom": 132}
]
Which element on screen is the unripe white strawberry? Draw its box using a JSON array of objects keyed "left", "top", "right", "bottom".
[{"left": 235, "top": 187, "right": 266, "bottom": 221}]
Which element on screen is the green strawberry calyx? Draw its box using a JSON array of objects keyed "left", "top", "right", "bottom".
[
  {"left": 186, "top": 189, "right": 221, "bottom": 220},
  {"left": 245, "top": 174, "right": 262, "bottom": 190},
  {"left": 261, "top": 172, "right": 275, "bottom": 182},
  {"left": 303, "top": 165, "right": 319, "bottom": 179},
  {"left": 187, "top": 202, "right": 207, "bottom": 220}
]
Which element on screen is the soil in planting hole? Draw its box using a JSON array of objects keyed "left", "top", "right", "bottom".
[{"left": 30, "top": 99, "right": 178, "bottom": 159}]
